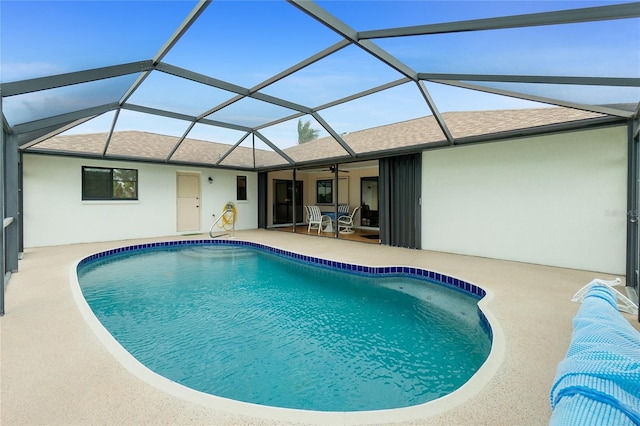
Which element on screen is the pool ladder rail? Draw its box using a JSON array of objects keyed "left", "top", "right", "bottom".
[{"left": 209, "top": 208, "right": 236, "bottom": 239}]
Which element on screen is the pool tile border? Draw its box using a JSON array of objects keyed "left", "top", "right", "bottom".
[{"left": 78, "top": 239, "right": 492, "bottom": 339}]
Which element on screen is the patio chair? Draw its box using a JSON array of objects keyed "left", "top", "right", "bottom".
[
  {"left": 306, "top": 205, "right": 331, "bottom": 234},
  {"left": 338, "top": 203, "right": 349, "bottom": 216},
  {"left": 337, "top": 206, "right": 359, "bottom": 234}
]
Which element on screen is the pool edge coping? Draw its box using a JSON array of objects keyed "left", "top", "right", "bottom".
[{"left": 69, "top": 238, "right": 506, "bottom": 425}]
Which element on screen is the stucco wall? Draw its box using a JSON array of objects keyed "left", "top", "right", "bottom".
[
  {"left": 23, "top": 155, "right": 258, "bottom": 247},
  {"left": 421, "top": 125, "right": 628, "bottom": 274}
]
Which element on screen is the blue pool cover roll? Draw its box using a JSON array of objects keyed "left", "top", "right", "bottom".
[{"left": 550, "top": 284, "right": 640, "bottom": 426}]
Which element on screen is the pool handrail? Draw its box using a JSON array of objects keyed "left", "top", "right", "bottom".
[{"left": 209, "top": 207, "right": 235, "bottom": 239}]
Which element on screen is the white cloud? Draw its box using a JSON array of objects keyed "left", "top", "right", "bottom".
[{"left": 1, "top": 62, "right": 66, "bottom": 83}]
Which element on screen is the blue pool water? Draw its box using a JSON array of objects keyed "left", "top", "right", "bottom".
[{"left": 77, "top": 241, "right": 491, "bottom": 412}]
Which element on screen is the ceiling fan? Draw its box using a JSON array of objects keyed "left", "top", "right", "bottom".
[{"left": 322, "top": 165, "right": 349, "bottom": 173}]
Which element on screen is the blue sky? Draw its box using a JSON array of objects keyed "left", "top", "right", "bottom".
[{"left": 1, "top": 1, "right": 638, "bottom": 149}]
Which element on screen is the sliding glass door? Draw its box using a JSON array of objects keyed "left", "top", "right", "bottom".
[
  {"left": 273, "top": 179, "right": 303, "bottom": 225},
  {"left": 360, "top": 177, "right": 379, "bottom": 227}
]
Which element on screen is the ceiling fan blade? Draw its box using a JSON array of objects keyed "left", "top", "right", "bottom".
[{"left": 317, "top": 166, "right": 350, "bottom": 173}]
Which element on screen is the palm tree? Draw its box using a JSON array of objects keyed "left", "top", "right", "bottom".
[{"left": 297, "top": 119, "right": 319, "bottom": 144}]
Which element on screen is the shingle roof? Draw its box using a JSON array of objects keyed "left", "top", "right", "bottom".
[
  {"left": 27, "top": 107, "right": 606, "bottom": 169},
  {"left": 279, "top": 107, "right": 606, "bottom": 162}
]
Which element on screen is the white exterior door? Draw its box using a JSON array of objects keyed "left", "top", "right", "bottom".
[{"left": 176, "top": 172, "right": 200, "bottom": 232}]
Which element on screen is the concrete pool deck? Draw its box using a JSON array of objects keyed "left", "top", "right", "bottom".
[{"left": 2, "top": 229, "right": 639, "bottom": 425}]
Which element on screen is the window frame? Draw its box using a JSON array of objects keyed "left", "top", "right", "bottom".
[
  {"left": 316, "top": 179, "right": 333, "bottom": 204},
  {"left": 81, "top": 166, "right": 138, "bottom": 201},
  {"left": 236, "top": 175, "right": 247, "bottom": 201}
]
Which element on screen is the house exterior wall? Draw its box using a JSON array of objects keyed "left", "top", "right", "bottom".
[
  {"left": 23, "top": 155, "right": 257, "bottom": 247},
  {"left": 421, "top": 125, "right": 628, "bottom": 274}
]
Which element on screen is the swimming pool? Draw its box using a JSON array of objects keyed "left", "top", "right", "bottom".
[{"left": 76, "top": 240, "right": 492, "bottom": 412}]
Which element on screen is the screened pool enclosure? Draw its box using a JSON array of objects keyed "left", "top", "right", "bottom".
[{"left": 1, "top": 0, "right": 639, "bottom": 315}]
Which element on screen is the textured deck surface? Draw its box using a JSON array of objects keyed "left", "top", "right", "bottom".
[{"left": 2, "top": 229, "right": 638, "bottom": 425}]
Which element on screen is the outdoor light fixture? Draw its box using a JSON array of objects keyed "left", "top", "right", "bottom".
[{"left": 208, "top": 177, "right": 213, "bottom": 184}]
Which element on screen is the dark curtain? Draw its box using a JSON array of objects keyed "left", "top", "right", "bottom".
[
  {"left": 379, "top": 153, "right": 422, "bottom": 249},
  {"left": 257, "top": 172, "right": 267, "bottom": 229}
]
